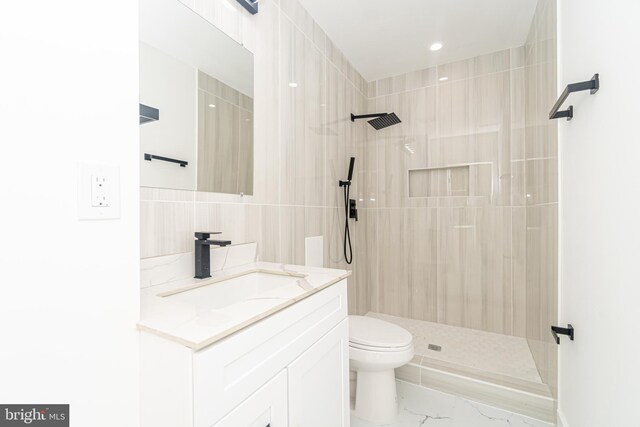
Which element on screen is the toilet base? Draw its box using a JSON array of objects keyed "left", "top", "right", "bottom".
[{"left": 351, "top": 368, "right": 398, "bottom": 424}]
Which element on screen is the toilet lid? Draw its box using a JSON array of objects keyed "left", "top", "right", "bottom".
[{"left": 349, "top": 316, "right": 412, "bottom": 349}]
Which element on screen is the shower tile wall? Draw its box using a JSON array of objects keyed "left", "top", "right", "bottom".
[
  {"left": 364, "top": 47, "right": 528, "bottom": 336},
  {"left": 524, "top": 0, "right": 558, "bottom": 399},
  {"left": 140, "top": 0, "right": 370, "bottom": 314}
]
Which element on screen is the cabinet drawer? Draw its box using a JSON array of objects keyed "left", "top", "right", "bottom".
[{"left": 193, "top": 280, "right": 347, "bottom": 427}]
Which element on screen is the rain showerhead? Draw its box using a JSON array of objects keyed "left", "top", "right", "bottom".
[
  {"left": 350, "top": 112, "right": 402, "bottom": 130},
  {"left": 368, "top": 112, "right": 401, "bottom": 130}
]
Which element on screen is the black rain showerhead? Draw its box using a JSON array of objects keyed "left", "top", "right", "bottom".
[
  {"left": 350, "top": 112, "right": 402, "bottom": 130},
  {"left": 368, "top": 112, "right": 401, "bottom": 130}
]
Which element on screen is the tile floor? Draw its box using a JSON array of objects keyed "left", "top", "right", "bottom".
[{"left": 351, "top": 380, "right": 553, "bottom": 427}]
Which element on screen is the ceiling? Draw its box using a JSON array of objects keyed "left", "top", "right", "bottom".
[{"left": 297, "top": 0, "right": 538, "bottom": 82}]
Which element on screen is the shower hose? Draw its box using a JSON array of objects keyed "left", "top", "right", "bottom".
[{"left": 343, "top": 183, "right": 353, "bottom": 265}]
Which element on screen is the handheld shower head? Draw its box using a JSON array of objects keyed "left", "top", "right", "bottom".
[{"left": 347, "top": 157, "right": 355, "bottom": 182}]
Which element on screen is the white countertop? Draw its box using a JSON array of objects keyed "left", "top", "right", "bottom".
[{"left": 137, "top": 261, "right": 351, "bottom": 351}]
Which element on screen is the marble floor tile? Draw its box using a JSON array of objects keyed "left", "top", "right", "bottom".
[{"left": 351, "top": 381, "right": 553, "bottom": 427}]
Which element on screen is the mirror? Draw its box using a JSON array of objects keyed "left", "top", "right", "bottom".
[{"left": 139, "top": 0, "right": 254, "bottom": 195}]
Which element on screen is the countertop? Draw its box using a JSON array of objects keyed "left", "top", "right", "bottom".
[{"left": 137, "top": 261, "right": 351, "bottom": 351}]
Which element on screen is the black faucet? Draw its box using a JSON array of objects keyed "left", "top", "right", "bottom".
[{"left": 194, "top": 232, "right": 232, "bottom": 279}]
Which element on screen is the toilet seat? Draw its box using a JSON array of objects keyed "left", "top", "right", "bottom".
[
  {"left": 349, "top": 315, "right": 413, "bottom": 350},
  {"left": 349, "top": 341, "right": 413, "bottom": 352}
]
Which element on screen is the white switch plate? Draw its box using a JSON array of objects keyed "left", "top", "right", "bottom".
[{"left": 78, "top": 163, "right": 120, "bottom": 220}]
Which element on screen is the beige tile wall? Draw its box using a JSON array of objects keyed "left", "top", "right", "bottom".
[
  {"left": 364, "top": 47, "right": 528, "bottom": 335},
  {"left": 141, "top": 0, "right": 370, "bottom": 315}
]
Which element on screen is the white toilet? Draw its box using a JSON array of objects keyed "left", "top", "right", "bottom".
[{"left": 349, "top": 315, "right": 414, "bottom": 424}]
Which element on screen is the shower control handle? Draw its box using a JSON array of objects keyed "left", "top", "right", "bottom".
[{"left": 349, "top": 199, "right": 358, "bottom": 221}]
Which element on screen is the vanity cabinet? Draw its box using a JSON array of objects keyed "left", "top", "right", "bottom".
[
  {"left": 288, "top": 320, "right": 350, "bottom": 427},
  {"left": 140, "top": 280, "right": 349, "bottom": 427},
  {"left": 212, "top": 370, "right": 287, "bottom": 427}
]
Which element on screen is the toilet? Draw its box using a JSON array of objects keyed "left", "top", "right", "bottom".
[{"left": 349, "top": 315, "right": 414, "bottom": 424}]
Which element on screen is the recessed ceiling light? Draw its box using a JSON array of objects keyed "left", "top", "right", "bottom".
[
  {"left": 208, "top": 104, "right": 216, "bottom": 108},
  {"left": 430, "top": 42, "right": 443, "bottom": 51},
  {"left": 288, "top": 82, "right": 298, "bottom": 88},
  {"left": 439, "top": 76, "right": 449, "bottom": 82}
]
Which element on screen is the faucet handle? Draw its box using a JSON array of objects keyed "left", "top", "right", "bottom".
[{"left": 195, "top": 231, "right": 222, "bottom": 240}]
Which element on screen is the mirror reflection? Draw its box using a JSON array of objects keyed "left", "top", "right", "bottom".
[{"left": 139, "top": 0, "right": 254, "bottom": 195}]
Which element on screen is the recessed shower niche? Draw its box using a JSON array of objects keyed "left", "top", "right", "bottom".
[{"left": 408, "top": 164, "right": 492, "bottom": 198}]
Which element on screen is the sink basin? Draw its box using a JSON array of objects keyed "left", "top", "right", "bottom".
[{"left": 161, "top": 271, "right": 306, "bottom": 310}]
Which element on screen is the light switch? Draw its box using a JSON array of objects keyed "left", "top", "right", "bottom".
[{"left": 78, "top": 163, "right": 120, "bottom": 220}]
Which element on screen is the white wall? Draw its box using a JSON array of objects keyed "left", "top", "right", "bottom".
[
  {"left": 0, "top": 1, "right": 140, "bottom": 426},
  {"left": 140, "top": 42, "right": 197, "bottom": 190},
  {"left": 558, "top": 1, "right": 640, "bottom": 426}
]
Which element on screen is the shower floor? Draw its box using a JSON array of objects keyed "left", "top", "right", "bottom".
[{"left": 366, "top": 312, "right": 544, "bottom": 388}]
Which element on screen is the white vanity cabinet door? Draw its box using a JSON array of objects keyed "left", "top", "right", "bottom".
[
  {"left": 287, "top": 319, "right": 350, "bottom": 427},
  {"left": 192, "top": 281, "right": 347, "bottom": 427},
  {"left": 213, "top": 370, "right": 288, "bottom": 427}
]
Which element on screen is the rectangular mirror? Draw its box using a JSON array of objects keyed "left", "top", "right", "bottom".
[{"left": 139, "top": 0, "right": 254, "bottom": 195}]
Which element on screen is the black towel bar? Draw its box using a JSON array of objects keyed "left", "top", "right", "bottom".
[
  {"left": 144, "top": 153, "right": 188, "bottom": 167},
  {"left": 549, "top": 74, "right": 599, "bottom": 121}
]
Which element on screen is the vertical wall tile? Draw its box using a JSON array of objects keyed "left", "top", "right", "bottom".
[
  {"left": 367, "top": 81, "right": 377, "bottom": 98},
  {"left": 252, "top": 0, "right": 280, "bottom": 205},
  {"left": 378, "top": 208, "right": 408, "bottom": 316},
  {"left": 279, "top": 205, "right": 305, "bottom": 265},
  {"left": 303, "top": 36, "right": 327, "bottom": 207},
  {"left": 194, "top": 203, "right": 260, "bottom": 245},
  {"left": 366, "top": 208, "right": 379, "bottom": 313},
  {"left": 406, "top": 208, "right": 438, "bottom": 321},
  {"left": 437, "top": 207, "right": 481, "bottom": 328},
  {"left": 141, "top": 201, "right": 194, "bottom": 259},
  {"left": 510, "top": 67, "right": 526, "bottom": 161},
  {"left": 354, "top": 209, "right": 370, "bottom": 315},
  {"left": 279, "top": 17, "right": 306, "bottom": 205},
  {"left": 260, "top": 205, "right": 281, "bottom": 262},
  {"left": 512, "top": 207, "right": 527, "bottom": 337}
]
